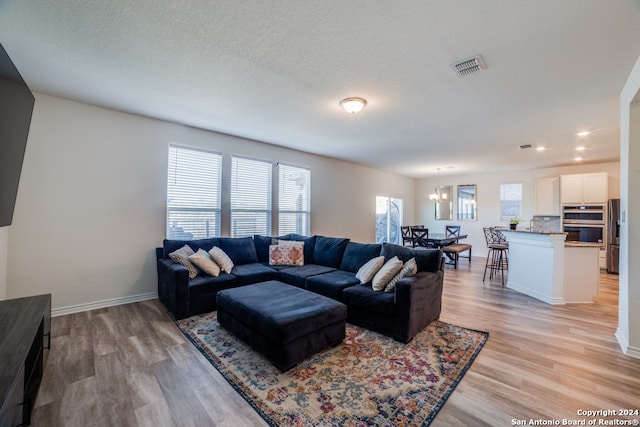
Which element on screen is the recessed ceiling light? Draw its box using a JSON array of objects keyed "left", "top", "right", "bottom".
[
  {"left": 574, "top": 156, "right": 583, "bottom": 161},
  {"left": 535, "top": 146, "right": 546, "bottom": 151},
  {"left": 576, "top": 131, "right": 590, "bottom": 137},
  {"left": 575, "top": 146, "right": 586, "bottom": 151}
]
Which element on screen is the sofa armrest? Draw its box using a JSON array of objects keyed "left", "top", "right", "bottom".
[
  {"left": 157, "top": 257, "right": 191, "bottom": 319},
  {"left": 393, "top": 270, "right": 444, "bottom": 342}
]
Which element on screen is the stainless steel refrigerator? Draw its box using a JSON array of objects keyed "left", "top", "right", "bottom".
[{"left": 607, "top": 199, "right": 620, "bottom": 274}]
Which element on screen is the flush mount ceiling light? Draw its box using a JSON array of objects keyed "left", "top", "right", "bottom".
[
  {"left": 340, "top": 97, "right": 367, "bottom": 114},
  {"left": 576, "top": 131, "right": 591, "bottom": 137},
  {"left": 575, "top": 146, "right": 586, "bottom": 151}
]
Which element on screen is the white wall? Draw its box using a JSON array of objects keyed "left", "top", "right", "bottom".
[
  {"left": 7, "top": 93, "right": 415, "bottom": 312},
  {"left": 0, "top": 226, "right": 7, "bottom": 300},
  {"left": 619, "top": 54, "right": 640, "bottom": 358},
  {"left": 415, "top": 162, "right": 620, "bottom": 258}
]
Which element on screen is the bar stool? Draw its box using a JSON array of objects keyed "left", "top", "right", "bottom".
[{"left": 483, "top": 227, "right": 508, "bottom": 286}]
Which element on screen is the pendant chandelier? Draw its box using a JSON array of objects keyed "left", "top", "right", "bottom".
[{"left": 429, "top": 168, "right": 447, "bottom": 202}]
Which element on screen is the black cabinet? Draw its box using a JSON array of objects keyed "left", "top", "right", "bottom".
[{"left": 0, "top": 294, "right": 51, "bottom": 427}]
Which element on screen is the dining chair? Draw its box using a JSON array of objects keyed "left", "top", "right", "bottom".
[
  {"left": 411, "top": 227, "right": 432, "bottom": 248},
  {"left": 401, "top": 226, "right": 413, "bottom": 247},
  {"left": 445, "top": 225, "right": 461, "bottom": 237}
]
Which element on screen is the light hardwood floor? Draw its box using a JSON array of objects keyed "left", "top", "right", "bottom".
[{"left": 31, "top": 258, "right": 640, "bottom": 426}]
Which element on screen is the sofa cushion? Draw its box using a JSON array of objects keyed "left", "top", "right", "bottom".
[
  {"left": 372, "top": 256, "right": 403, "bottom": 291},
  {"left": 253, "top": 235, "right": 276, "bottom": 263},
  {"left": 188, "top": 248, "right": 221, "bottom": 277},
  {"left": 188, "top": 272, "right": 238, "bottom": 297},
  {"left": 278, "top": 264, "right": 336, "bottom": 288},
  {"left": 381, "top": 243, "right": 442, "bottom": 273},
  {"left": 312, "top": 236, "right": 350, "bottom": 268},
  {"left": 304, "top": 270, "right": 361, "bottom": 301},
  {"left": 218, "top": 237, "right": 259, "bottom": 265},
  {"left": 339, "top": 242, "right": 382, "bottom": 273},
  {"left": 168, "top": 244, "right": 199, "bottom": 279},
  {"left": 278, "top": 234, "right": 316, "bottom": 263},
  {"left": 342, "top": 284, "right": 395, "bottom": 315},
  {"left": 230, "top": 263, "right": 279, "bottom": 286},
  {"left": 163, "top": 238, "right": 220, "bottom": 258}
]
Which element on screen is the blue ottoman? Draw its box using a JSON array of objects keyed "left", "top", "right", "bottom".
[{"left": 216, "top": 280, "right": 347, "bottom": 371}]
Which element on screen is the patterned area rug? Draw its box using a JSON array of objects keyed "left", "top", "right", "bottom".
[{"left": 175, "top": 312, "right": 488, "bottom": 426}]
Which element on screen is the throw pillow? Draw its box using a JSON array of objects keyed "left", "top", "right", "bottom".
[
  {"left": 269, "top": 244, "right": 304, "bottom": 266},
  {"left": 188, "top": 248, "right": 221, "bottom": 277},
  {"left": 355, "top": 256, "right": 385, "bottom": 284},
  {"left": 168, "top": 244, "right": 198, "bottom": 279},
  {"left": 209, "top": 246, "right": 234, "bottom": 273},
  {"left": 372, "top": 256, "right": 403, "bottom": 291},
  {"left": 384, "top": 257, "right": 418, "bottom": 292}
]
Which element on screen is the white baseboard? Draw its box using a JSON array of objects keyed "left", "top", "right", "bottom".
[
  {"left": 52, "top": 292, "right": 158, "bottom": 317},
  {"left": 615, "top": 328, "right": 640, "bottom": 359}
]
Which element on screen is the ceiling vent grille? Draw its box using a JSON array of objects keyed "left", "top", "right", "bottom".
[
  {"left": 519, "top": 144, "right": 534, "bottom": 150},
  {"left": 451, "top": 55, "right": 485, "bottom": 77}
]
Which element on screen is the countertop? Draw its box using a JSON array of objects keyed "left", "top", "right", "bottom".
[
  {"left": 501, "top": 229, "right": 567, "bottom": 235},
  {"left": 564, "top": 241, "right": 603, "bottom": 248},
  {"left": 501, "top": 230, "right": 601, "bottom": 247}
]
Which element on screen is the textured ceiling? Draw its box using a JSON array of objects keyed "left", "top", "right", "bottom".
[{"left": 1, "top": 1, "right": 640, "bottom": 178}]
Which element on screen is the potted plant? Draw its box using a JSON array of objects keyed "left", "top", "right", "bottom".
[{"left": 509, "top": 217, "right": 520, "bottom": 230}]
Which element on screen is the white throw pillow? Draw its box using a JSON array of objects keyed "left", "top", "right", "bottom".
[
  {"left": 384, "top": 257, "right": 418, "bottom": 292},
  {"left": 209, "top": 246, "right": 234, "bottom": 273},
  {"left": 355, "top": 256, "right": 385, "bottom": 284},
  {"left": 168, "top": 244, "right": 198, "bottom": 279},
  {"left": 189, "top": 248, "right": 221, "bottom": 277},
  {"left": 372, "top": 256, "right": 403, "bottom": 291},
  {"left": 276, "top": 239, "right": 305, "bottom": 247}
]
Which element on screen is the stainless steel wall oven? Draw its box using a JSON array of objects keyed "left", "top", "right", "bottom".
[{"left": 562, "top": 205, "right": 606, "bottom": 247}]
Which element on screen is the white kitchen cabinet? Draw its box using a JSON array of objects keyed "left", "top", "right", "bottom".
[
  {"left": 560, "top": 173, "right": 608, "bottom": 205},
  {"left": 535, "top": 177, "right": 560, "bottom": 215},
  {"left": 584, "top": 173, "right": 608, "bottom": 203}
]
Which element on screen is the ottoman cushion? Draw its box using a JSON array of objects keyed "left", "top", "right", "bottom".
[{"left": 217, "top": 280, "right": 347, "bottom": 370}]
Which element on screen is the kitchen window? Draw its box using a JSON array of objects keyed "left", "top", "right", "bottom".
[{"left": 500, "top": 182, "right": 522, "bottom": 221}]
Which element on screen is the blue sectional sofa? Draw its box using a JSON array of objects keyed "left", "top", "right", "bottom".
[{"left": 156, "top": 234, "right": 444, "bottom": 343}]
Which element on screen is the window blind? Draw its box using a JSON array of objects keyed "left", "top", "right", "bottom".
[
  {"left": 167, "top": 145, "right": 221, "bottom": 239},
  {"left": 278, "top": 164, "right": 310, "bottom": 235},
  {"left": 231, "top": 156, "right": 272, "bottom": 237},
  {"left": 500, "top": 182, "right": 522, "bottom": 220}
]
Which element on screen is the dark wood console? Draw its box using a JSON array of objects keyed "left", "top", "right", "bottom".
[{"left": 0, "top": 294, "right": 51, "bottom": 427}]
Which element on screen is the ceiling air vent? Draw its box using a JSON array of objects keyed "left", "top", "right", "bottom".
[
  {"left": 519, "top": 144, "right": 534, "bottom": 150},
  {"left": 451, "top": 55, "right": 485, "bottom": 77}
]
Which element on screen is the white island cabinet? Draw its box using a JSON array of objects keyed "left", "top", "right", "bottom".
[{"left": 501, "top": 230, "right": 599, "bottom": 304}]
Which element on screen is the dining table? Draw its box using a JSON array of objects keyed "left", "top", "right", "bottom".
[{"left": 426, "top": 232, "right": 469, "bottom": 248}]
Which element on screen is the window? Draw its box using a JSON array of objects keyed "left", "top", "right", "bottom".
[
  {"left": 375, "top": 196, "right": 403, "bottom": 244},
  {"left": 500, "top": 182, "right": 522, "bottom": 220},
  {"left": 230, "top": 156, "right": 272, "bottom": 237},
  {"left": 278, "top": 164, "right": 310, "bottom": 235},
  {"left": 166, "top": 145, "right": 221, "bottom": 239}
]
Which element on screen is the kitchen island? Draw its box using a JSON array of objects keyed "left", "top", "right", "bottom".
[{"left": 501, "top": 230, "right": 600, "bottom": 304}]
